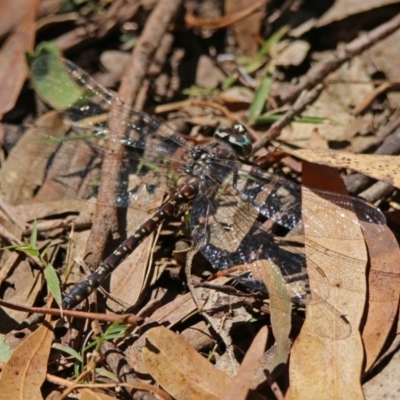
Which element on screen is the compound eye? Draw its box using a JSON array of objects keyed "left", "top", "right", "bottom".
[{"left": 214, "top": 124, "right": 252, "bottom": 158}]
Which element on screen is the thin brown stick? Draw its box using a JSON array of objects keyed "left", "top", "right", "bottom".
[
  {"left": 55, "top": 0, "right": 142, "bottom": 52},
  {"left": 345, "top": 122, "right": 400, "bottom": 193},
  {"left": 252, "top": 84, "right": 324, "bottom": 152},
  {"left": 185, "top": 0, "right": 266, "bottom": 29},
  {"left": 0, "top": 298, "right": 143, "bottom": 325},
  {"left": 82, "top": 0, "right": 182, "bottom": 306},
  {"left": 277, "top": 13, "right": 400, "bottom": 106}
]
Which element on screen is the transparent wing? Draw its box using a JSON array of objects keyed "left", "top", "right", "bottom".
[
  {"left": 209, "top": 158, "right": 386, "bottom": 239},
  {"left": 30, "top": 55, "right": 191, "bottom": 154},
  {"left": 189, "top": 178, "right": 355, "bottom": 339},
  {"left": 25, "top": 55, "right": 192, "bottom": 208}
]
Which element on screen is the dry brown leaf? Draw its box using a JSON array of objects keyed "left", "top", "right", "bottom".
[
  {"left": 288, "top": 162, "right": 368, "bottom": 399},
  {"left": 126, "top": 294, "right": 198, "bottom": 374},
  {"left": 363, "top": 329, "right": 400, "bottom": 397},
  {"left": 221, "top": 326, "right": 268, "bottom": 400},
  {"left": 362, "top": 226, "right": 400, "bottom": 371},
  {"left": 15, "top": 199, "right": 85, "bottom": 222},
  {"left": 0, "top": 0, "right": 31, "bottom": 37},
  {"left": 307, "top": 127, "right": 330, "bottom": 149},
  {"left": 279, "top": 91, "right": 355, "bottom": 148},
  {"left": 108, "top": 172, "right": 167, "bottom": 310},
  {"left": 80, "top": 389, "right": 116, "bottom": 400},
  {"left": 329, "top": 56, "right": 374, "bottom": 110},
  {"left": 275, "top": 40, "right": 311, "bottom": 67},
  {"left": 1, "top": 258, "right": 43, "bottom": 324},
  {"left": 142, "top": 326, "right": 233, "bottom": 400},
  {"left": 0, "top": 323, "right": 53, "bottom": 400},
  {"left": 0, "top": 0, "right": 39, "bottom": 118},
  {"left": 364, "top": 28, "right": 400, "bottom": 108},
  {"left": 225, "top": 0, "right": 264, "bottom": 56},
  {"left": 290, "top": 149, "right": 400, "bottom": 189},
  {"left": 151, "top": 292, "right": 198, "bottom": 326},
  {"left": 196, "top": 55, "right": 226, "bottom": 89},
  {"left": 316, "top": 0, "right": 400, "bottom": 28},
  {"left": 249, "top": 260, "right": 291, "bottom": 375},
  {"left": 185, "top": 0, "right": 266, "bottom": 30},
  {"left": 0, "top": 111, "right": 69, "bottom": 204},
  {"left": 219, "top": 86, "right": 254, "bottom": 106}
]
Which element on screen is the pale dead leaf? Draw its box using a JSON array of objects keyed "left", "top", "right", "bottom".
[
  {"left": 288, "top": 163, "right": 368, "bottom": 399},
  {"left": 15, "top": 199, "right": 84, "bottom": 222},
  {"left": 0, "top": 0, "right": 31, "bottom": 37},
  {"left": 307, "top": 127, "right": 329, "bottom": 149},
  {"left": 290, "top": 149, "right": 400, "bottom": 189},
  {"left": 328, "top": 56, "right": 374, "bottom": 109},
  {"left": 142, "top": 326, "right": 233, "bottom": 400},
  {"left": 249, "top": 260, "right": 291, "bottom": 375},
  {"left": 151, "top": 292, "right": 198, "bottom": 326},
  {"left": 362, "top": 226, "right": 400, "bottom": 371},
  {"left": 225, "top": 0, "right": 264, "bottom": 56},
  {"left": 0, "top": 0, "right": 39, "bottom": 117},
  {"left": 365, "top": 28, "right": 400, "bottom": 108},
  {"left": 363, "top": 330, "right": 400, "bottom": 398},
  {"left": 316, "top": 0, "right": 400, "bottom": 28},
  {"left": 108, "top": 172, "right": 166, "bottom": 310},
  {"left": 80, "top": 389, "right": 116, "bottom": 400},
  {"left": 196, "top": 55, "right": 225, "bottom": 89},
  {"left": 126, "top": 293, "right": 198, "bottom": 374},
  {"left": 279, "top": 90, "right": 355, "bottom": 148},
  {"left": 1, "top": 257, "right": 42, "bottom": 324},
  {"left": 0, "top": 111, "right": 69, "bottom": 204},
  {"left": 275, "top": 40, "right": 310, "bottom": 67},
  {"left": 219, "top": 86, "right": 254, "bottom": 106},
  {"left": 222, "top": 326, "right": 268, "bottom": 400},
  {"left": 0, "top": 323, "right": 53, "bottom": 400}
]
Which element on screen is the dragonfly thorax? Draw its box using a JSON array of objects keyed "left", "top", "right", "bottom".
[{"left": 184, "top": 124, "right": 251, "bottom": 179}]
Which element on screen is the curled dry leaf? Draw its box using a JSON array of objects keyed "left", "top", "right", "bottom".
[
  {"left": 248, "top": 260, "right": 291, "bottom": 376},
  {"left": 289, "top": 149, "right": 400, "bottom": 189},
  {"left": 0, "top": 323, "right": 53, "bottom": 400},
  {"left": 362, "top": 225, "right": 400, "bottom": 371},
  {"left": 288, "top": 162, "right": 368, "bottom": 400},
  {"left": 142, "top": 326, "right": 233, "bottom": 400}
]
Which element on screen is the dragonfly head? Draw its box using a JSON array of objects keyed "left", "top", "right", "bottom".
[{"left": 214, "top": 124, "right": 252, "bottom": 158}]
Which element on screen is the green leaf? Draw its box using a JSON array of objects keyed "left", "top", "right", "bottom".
[
  {"left": 222, "top": 74, "right": 237, "bottom": 91},
  {"left": 30, "top": 220, "right": 38, "bottom": 249},
  {"left": 26, "top": 43, "right": 86, "bottom": 110},
  {"left": 21, "top": 247, "right": 40, "bottom": 257},
  {"left": 43, "top": 264, "right": 62, "bottom": 306},
  {"left": 52, "top": 343, "right": 83, "bottom": 362},
  {"left": 254, "top": 113, "right": 326, "bottom": 125},
  {"left": 0, "top": 337, "right": 13, "bottom": 363},
  {"left": 259, "top": 25, "right": 291, "bottom": 57},
  {"left": 248, "top": 73, "right": 273, "bottom": 123},
  {"left": 95, "top": 367, "right": 117, "bottom": 380}
]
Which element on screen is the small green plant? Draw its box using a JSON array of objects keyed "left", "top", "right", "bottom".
[
  {"left": 1, "top": 221, "right": 62, "bottom": 306},
  {"left": 54, "top": 320, "right": 129, "bottom": 378}
]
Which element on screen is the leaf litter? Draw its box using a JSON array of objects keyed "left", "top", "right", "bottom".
[{"left": 0, "top": 1, "right": 400, "bottom": 399}]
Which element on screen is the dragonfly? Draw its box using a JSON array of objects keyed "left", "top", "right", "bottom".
[{"left": 24, "top": 55, "right": 386, "bottom": 338}]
